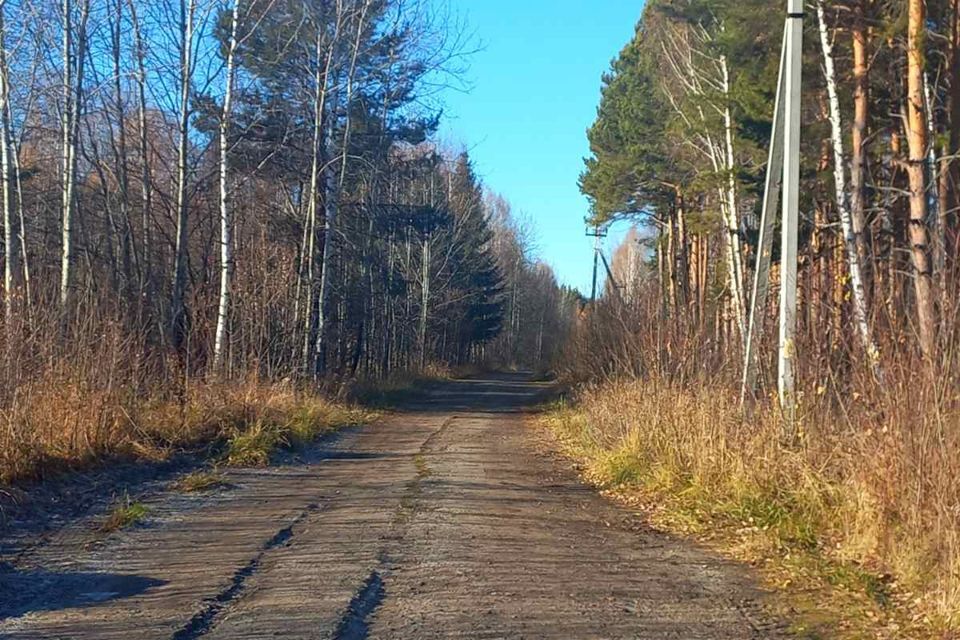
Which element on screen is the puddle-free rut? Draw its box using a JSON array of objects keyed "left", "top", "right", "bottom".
[{"left": 171, "top": 504, "right": 319, "bottom": 640}]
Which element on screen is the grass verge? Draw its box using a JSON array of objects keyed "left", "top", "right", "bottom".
[
  {"left": 98, "top": 493, "right": 149, "bottom": 533},
  {"left": 1, "top": 378, "right": 378, "bottom": 487},
  {"left": 538, "top": 378, "right": 957, "bottom": 638}
]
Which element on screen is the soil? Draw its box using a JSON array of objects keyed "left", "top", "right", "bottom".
[{"left": 0, "top": 372, "right": 788, "bottom": 639}]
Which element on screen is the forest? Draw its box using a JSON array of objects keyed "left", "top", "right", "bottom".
[
  {"left": 562, "top": 0, "right": 960, "bottom": 631},
  {"left": 6, "top": 0, "right": 960, "bottom": 634},
  {"left": 0, "top": 0, "right": 573, "bottom": 484}
]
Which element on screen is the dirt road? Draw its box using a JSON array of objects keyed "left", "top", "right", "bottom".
[{"left": 0, "top": 373, "right": 785, "bottom": 639}]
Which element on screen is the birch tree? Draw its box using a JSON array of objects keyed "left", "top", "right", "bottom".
[
  {"left": 816, "top": 0, "right": 881, "bottom": 377},
  {"left": 0, "top": 0, "right": 15, "bottom": 329},
  {"left": 212, "top": 0, "right": 242, "bottom": 372},
  {"left": 314, "top": 0, "right": 371, "bottom": 374},
  {"left": 849, "top": 0, "right": 871, "bottom": 297},
  {"left": 170, "top": 0, "right": 196, "bottom": 350},
  {"left": 301, "top": 4, "right": 342, "bottom": 376},
  {"left": 128, "top": 0, "right": 152, "bottom": 299},
  {"left": 59, "top": 0, "right": 90, "bottom": 309},
  {"left": 657, "top": 17, "right": 746, "bottom": 342}
]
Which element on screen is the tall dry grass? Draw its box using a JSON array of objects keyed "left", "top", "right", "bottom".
[
  {"left": 0, "top": 302, "right": 371, "bottom": 486},
  {"left": 552, "top": 290, "right": 960, "bottom": 629},
  {"left": 544, "top": 377, "right": 960, "bottom": 627}
]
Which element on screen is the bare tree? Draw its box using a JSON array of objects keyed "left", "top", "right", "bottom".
[
  {"left": 170, "top": 0, "right": 197, "bottom": 350},
  {"left": 212, "top": 0, "right": 242, "bottom": 372},
  {"left": 0, "top": 0, "right": 15, "bottom": 329},
  {"left": 59, "top": 0, "right": 91, "bottom": 308},
  {"left": 816, "top": 0, "right": 881, "bottom": 378}
]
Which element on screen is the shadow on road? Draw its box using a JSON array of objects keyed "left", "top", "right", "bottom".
[
  {"left": 0, "top": 567, "right": 166, "bottom": 619},
  {"left": 399, "top": 371, "right": 556, "bottom": 414}
]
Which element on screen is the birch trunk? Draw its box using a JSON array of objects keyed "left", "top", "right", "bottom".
[
  {"left": 817, "top": 0, "right": 882, "bottom": 377},
  {"left": 12, "top": 126, "right": 28, "bottom": 312},
  {"left": 720, "top": 56, "right": 745, "bottom": 340},
  {"left": 314, "top": 0, "right": 369, "bottom": 375},
  {"left": 128, "top": 0, "right": 152, "bottom": 298},
  {"left": 213, "top": 0, "right": 241, "bottom": 372},
  {"left": 60, "top": 0, "right": 89, "bottom": 309},
  {"left": 924, "top": 72, "right": 945, "bottom": 286},
  {"left": 170, "top": 0, "right": 196, "bottom": 350},
  {"left": 419, "top": 233, "right": 430, "bottom": 369},
  {"left": 0, "top": 1, "right": 15, "bottom": 329},
  {"left": 906, "top": 0, "right": 937, "bottom": 360},
  {"left": 301, "top": 16, "right": 338, "bottom": 377},
  {"left": 110, "top": 0, "right": 136, "bottom": 292}
]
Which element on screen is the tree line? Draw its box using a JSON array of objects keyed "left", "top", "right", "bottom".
[
  {"left": 580, "top": 0, "right": 960, "bottom": 388},
  {"left": 0, "top": 0, "right": 570, "bottom": 403}
]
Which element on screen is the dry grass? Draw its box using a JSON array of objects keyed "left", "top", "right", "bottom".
[
  {"left": 170, "top": 470, "right": 228, "bottom": 493},
  {"left": 220, "top": 395, "right": 371, "bottom": 467},
  {"left": 541, "top": 376, "right": 960, "bottom": 636},
  {"left": 0, "top": 371, "right": 376, "bottom": 486},
  {"left": 98, "top": 493, "right": 149, "bottom": 533}
]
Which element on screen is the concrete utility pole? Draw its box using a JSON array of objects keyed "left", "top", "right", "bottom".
[
  {"left": 741, "top": 0, "right": 803, "bottom": 436},
  {"left": 741, "top": 22, "right": 787, "bottom": 404},
  {"left": 779, "top": 0, "right": 803, "bottom": 432}
]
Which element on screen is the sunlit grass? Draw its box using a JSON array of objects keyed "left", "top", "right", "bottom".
[
  {"left": 98, "top": 493, "right": 149, "bottom": 533},
  {"left": 539, "top": 377, "right": 959, "bottom": 636}
]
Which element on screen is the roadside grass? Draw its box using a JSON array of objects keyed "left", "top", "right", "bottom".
[
  {"left": 98, "top": 493, "right": 149, "bottom": 533},
  {"left": 1, "top": 377, "right": 378, "bottom": 487},
  {"left": 222, "top": 399, "right": 374, "bottom": 467},
  {"left": 538, "top": 380, "right": 955, "bottom": 638},
  {"left": 170, "top": 470, "right": 227, "bottom": 493}
]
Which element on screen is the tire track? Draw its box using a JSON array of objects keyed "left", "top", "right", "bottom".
[
  {"left": 171, "top": 503, "right": 321, "bottom": 640},
  {"left": 330, "top": 416, "right": 456, "bottom": 640}
]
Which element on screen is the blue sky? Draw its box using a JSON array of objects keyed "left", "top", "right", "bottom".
[{"left": 436, "top": 1, "right": 643, "bottom": 295}]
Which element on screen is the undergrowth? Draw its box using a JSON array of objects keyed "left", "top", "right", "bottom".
[
  {"left": 540, "top": 378, "right": 959, "bottom": 638},
  {"left": 1, "top": 376, "right": 376, "bottom": 486}
]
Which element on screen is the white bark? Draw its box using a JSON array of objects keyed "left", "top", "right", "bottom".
[
  {"left": 60, "top": 0, "right": 89, "bottom": 308},
  {"left": 314, "top": 0, "right": 369, "bottom": 374},
  {"left": 0, "top": 1, "right": 15, "bottom": 328},
  {"left": 109, "top": 0, "right": 135, "bottom": 289},
  {"left": 301, "top": 14, "right": 340, "bottom": 376},
  {"left": 658, "top": 20, "right": 746, "bottom": 344},
  {"left": 816, "top": 0, "right": 882, "bottom": 374},
  {"left": 923, "top": 71, "right": 945, "bottom": 282},
  {"left": 720, "top": 55, "right": 745, "bottom": 340},
  {"left": 419, "top": 233, "right": 430, "bottom": 369},
  {"left": 213, "top": 0, "right": 241, "bottom": 372},
  {"left": 128, "top": 0, "right": 152, "bottom": 297},
  {"left": 12, "top": 126, "right": 27, "bottom": 311}
]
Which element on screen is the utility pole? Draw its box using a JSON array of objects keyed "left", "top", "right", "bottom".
[
  {"left": 779, "top": 0, "right": 803, "bottom": 434},
  {"left": 598, "top": 250, "right": 623, "bottom": 305},
  {"left": 741, "top": 0, "right": 803, "bottom": 437},
  {"left": 742, "top": 21, "right": 788, "bottom": 404},
  {"left": 586, "top": 225, "right": 608, "bottom": 303}
]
